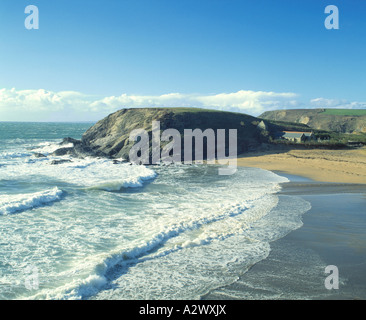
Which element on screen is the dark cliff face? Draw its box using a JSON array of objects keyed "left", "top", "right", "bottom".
[
  {"left": 80, "top": 107, "right": 267, "bottom": 161},
  {"left": 260, "top": 109, "right": 366, "bottom": 133}
]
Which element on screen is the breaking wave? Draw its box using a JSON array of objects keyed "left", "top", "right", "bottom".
[{"left": 0, "top": 187, "right": 64, "bottom": 216}]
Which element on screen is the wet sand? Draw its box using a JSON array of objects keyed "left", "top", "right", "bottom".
[{"left": 203, "top": 174, "right": 366, "bottom": 300}]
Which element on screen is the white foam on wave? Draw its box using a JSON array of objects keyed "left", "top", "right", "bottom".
[
  {"left": 87, "top": 166, "right": 157, "bottom": 191},
  {"left": 0, "top": 156, "right": 157, "bottom": 191},
  {"left": 0, "top": 140, "right": 67, "bottom": 160},
  {"left": 68, "top": 198, "right": 279, "bottom": 300},
  {"left": 3, "top": 161, "right": 304, "bottom": 301},
  {"left": 25, "top": 198, "right": 259, "bottom": 300},
  {"left": 92, "top": 196, "right": 311, "bottom": 300},
  {"left": 68, "top": 161, "right": 157, "bottom": 190},
  {"left": 0, "top": 151, "right": 32, "bottom": 160},
  {"left": 26, "top": 168, "right": 286, "bottom": 300},
  {"left": 0, "top": 187, "right": 64, "bottom": 215},
  {"left": 31, "top": 141, "right": 74, "bottom": 155}
]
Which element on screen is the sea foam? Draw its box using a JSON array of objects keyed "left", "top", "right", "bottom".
[
  {"left": 0, "top": 187, "right": 63, "bottom": 215},
  {"left": 0, "top": 156, "right": 157, "bottom": 191},
  {"left": 1, "top": 135, "right": 310, "bottom": 301},
  {"left": 0, "top": 151, "right": 31, "bottom": 160}
]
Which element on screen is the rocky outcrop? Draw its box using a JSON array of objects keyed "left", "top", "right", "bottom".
[
  {"left": 51, "top": 137, "right": 105, "bottom": 158},
  {"left": 53, "top": 108, "right": 274, "bottom": 161},
  {"left": 50, "top": 159, "right": 72, "bottom": 165},
  {"left": 33, "top": 152, "right": 46, "bottom": 158},
  {"left": 81, "top": 108, "right": 267, "bottom": 161}
]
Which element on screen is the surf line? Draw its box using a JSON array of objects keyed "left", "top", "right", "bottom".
[{"left": 128, "top": 121, "right": 237, "bottom": 175}]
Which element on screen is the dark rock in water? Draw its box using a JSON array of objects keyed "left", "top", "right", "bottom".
[
  {"left": 52, "top": 137, "right": 84, "bottom": 157},
  {"left": 60, "top": 137, "right": 83, "bottom": 146},
  {"left": 51, "top": 140, "right": 103, "bottom": 159},
  {"left": 52, "top": 147, "right": 76, "bottom": 157},
  {"left": 33, "top": 152, "right": 47, "bottom": 158},
  {"left": 50, "top": 159, "right": 72, "bottom": 165}
]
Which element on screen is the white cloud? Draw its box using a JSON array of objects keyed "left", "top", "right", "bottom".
[
  {"left": 195, "top": 90, "right": 299, "bottom": 114},
  {"left": 0, "top": 87, "right": 364, "bottom": 122},
  {"left": 310, "top": 97, "right": 366, "bottom": 109},
  {"left": 88, "top": 90, "right": 301, "bottom": 116},
  {"left": 89, "top": 92, "right": 198, "bottom": 111},
  {"left": 0, "top": 88, "right": 73, "bottom": 111},
  {"left": 0, "top": 88, "right": 94, "bottom": 121}
]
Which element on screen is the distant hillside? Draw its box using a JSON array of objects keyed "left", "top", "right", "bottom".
[{"left": 260, "top": 109, "right": 366, "bottom": 133}]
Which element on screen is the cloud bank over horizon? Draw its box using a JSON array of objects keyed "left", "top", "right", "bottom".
[{"left": 0, "top": 88, "right": 365, "bottom": 122}]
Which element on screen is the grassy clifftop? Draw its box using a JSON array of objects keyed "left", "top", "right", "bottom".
[{"left": 260, "top": 108, "right": 366, "bottom": 133}]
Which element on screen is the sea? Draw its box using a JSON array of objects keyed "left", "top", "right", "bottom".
[{"left": 0, "top": 122, "right": 311, "bottom": 300}]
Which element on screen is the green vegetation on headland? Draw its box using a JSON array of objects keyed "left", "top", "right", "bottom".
[
  {"left": 260, "top": 108, "right": 366, "bottom": 134},
  {"left": 313, "top": 131, "right": 366, "bottom": 146},
  {"left": 323, "top": 109, "right": 366, "bottom": 116},
  {"left": 53, "top": 107, "right": 366, "bottom": 162},
  {"left": 267, "top": 131, "right": 366, "bottom": 149},
  {"left": 259, "top": 108, "right": 366, "bottom": 148}
]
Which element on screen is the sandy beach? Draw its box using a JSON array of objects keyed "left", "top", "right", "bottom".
[{"left": 236, "top": 146, "right": 366, "bottom": 184}]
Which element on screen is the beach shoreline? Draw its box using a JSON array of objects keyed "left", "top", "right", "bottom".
[
  {"left": 235, "top": 146, "right": 366, "bottom": 185},
  {"left": 203, "top": 171, "right": 366, "bottom": 300}
]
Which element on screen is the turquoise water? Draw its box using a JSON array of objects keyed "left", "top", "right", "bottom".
[{"left": 0, "top": 122, "right": 311, "bottom": 300}]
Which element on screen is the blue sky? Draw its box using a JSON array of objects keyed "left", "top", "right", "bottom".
[{"left": 0, "top": 0, "right": 365, "bottom": 121}]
